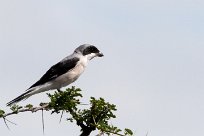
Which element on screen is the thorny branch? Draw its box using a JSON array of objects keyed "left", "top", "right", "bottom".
[
  {"left": 0, "top": 87, "right": 133, "bottom": 136},
  {"left": 2, "top": 103, "right": 49, "bottom": 118}
]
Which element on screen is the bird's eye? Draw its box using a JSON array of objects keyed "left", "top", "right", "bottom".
[{"left": 89, "top": 46, "right": 99, "bottom": 53}]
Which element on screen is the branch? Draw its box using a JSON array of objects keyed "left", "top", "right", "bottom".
[
  {"left": 2, "top": 103, "right": 49, "bottom": 118},
  {"left": 1, "top": 87, "right": 134, "bottom": 136}
]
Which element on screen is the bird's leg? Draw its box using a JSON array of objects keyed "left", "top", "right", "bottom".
[{"left": 57, "top": 89, "right": 62, "bottom": 92}]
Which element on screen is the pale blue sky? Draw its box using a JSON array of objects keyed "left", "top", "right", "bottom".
[{"left": 0, "top": 0, "right": 204, "bottom": 136}]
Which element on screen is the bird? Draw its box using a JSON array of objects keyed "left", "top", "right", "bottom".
[{"left": 7, "top": 44, "right": 104, "bottom": 106}]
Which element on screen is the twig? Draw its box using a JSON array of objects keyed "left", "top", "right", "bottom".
[
  {"left": 2, "top": 103, "right": 49, "bottom": 118},
  {"left": 3, "top": 117, "right": 10, "bottom": 130},
  {"left": 1, "top": 104, "right": 49, "bottom": 131},
  {"left": 59, "top": 110, "right": 64, "bottom": 123},
  {"left": 4, "top": 118, "right": 17, "bottom": 125},
  {"left": 42, "top": 109, "right": 45, "bottom": 135},
  {"left": 96, "top": 128, "right": 126, "bottom": 136}
]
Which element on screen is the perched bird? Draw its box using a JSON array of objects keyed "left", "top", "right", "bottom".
[{"left": 7, "top": 44, "right": 104, "bottom": 106}]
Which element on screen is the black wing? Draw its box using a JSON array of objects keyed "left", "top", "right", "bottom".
[{"left": 29, "top": 57, "right": 79, "bottom": 89}]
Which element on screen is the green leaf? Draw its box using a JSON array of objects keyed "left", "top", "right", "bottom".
[
  {"left": 10, "top": 104, "right": 21, "bottom": 113},
  {"left": 0, "top": 109, "right": 5, "bottom": 117},
  {"left": 125, "top": 128, "right": 133, "bottom": 135},
  {"left": 25, "top": 104, "right": 33, "bottom": 109}
]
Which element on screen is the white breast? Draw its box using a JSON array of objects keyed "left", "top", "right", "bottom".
[{"left": 52, "top": 56, "right": 89, "bottom": 88}]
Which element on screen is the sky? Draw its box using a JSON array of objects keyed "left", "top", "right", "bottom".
[{"left": 0, "top": 0, "right": 204, "bottom": 136}]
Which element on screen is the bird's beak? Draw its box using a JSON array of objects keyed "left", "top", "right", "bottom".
[{"left": 97, "top": 52, "right": 104, "bottom": 57}]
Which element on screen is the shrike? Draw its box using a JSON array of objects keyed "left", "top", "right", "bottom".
[{"left": 7, "top": 44, "right": 104, "bottom": 106}]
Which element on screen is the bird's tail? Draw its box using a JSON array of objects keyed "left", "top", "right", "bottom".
[
  {"left": 7, "top": 83, "right": 52, "bottom": 106},
  {"left": 6, "top": 90, "right": 34, "bottom": 106}
]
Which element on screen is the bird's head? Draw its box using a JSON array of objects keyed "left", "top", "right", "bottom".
[{"left": 74, "top": 44, "right": 104, "bottom": 60}]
